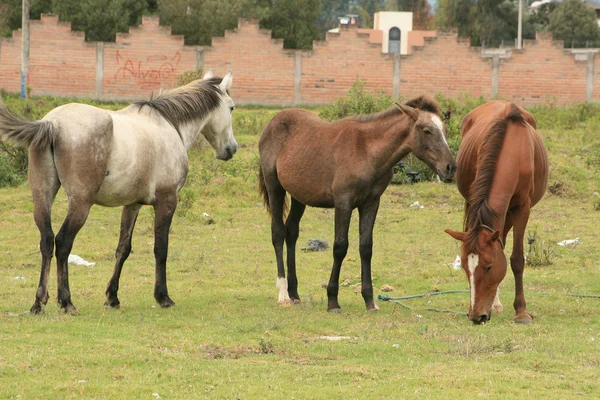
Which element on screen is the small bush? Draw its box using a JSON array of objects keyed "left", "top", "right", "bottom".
[
  {"left": 319, "top": 78, "right": 393, "bottom": 121},
  {"left": 529, "top": 102, "right": 600, "bottom": 130},
  {"left": 526, "top": 228, "right": 556, "bottom": 268},
  {"left": 177, "top": 67, "right": 204, "bottom": 87},
  {"left": 233, "top": 110, "right": 278, "bottom": 136}
]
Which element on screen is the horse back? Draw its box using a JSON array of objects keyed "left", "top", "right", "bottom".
[
  {"left": 457, "top": 101, "right": 548, "bottom": 208},
  {"left": 43, "top": 103, "right": 114, "bottom": 199}
]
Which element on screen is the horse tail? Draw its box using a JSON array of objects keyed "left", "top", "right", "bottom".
[
  {"left": 258, "top": 165, "right": 289, "bottom": 220},
  {"left": 258, "top": 166, "right": 270, "bottom": 213},
  {"left": 0, "top": 104, "right": 55, "bottom": 149}
]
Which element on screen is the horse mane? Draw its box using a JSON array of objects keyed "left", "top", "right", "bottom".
[
  {"left": 463, "top": 103, "right": 524, "bottom": 253},
  {"left": 134, "top": 77, "right": 223, "bottom": 132},
  {"left": 355, "top": 95, "right": 441, "bottom": 122}
]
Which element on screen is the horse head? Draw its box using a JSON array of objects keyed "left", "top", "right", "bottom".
[
  {"left": 395, "top": 100, "right": 456, "bottom": 182},
  {"left": 199, "top": 70, "right": 237, "bottom": 161},
  {"left": 445, "top": 226, "right": 507, "bottom": 324}
]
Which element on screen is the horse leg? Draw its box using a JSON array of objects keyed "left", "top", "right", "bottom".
[
  {"left": 285, "top": 198, "right": 305, "bottom": 304},
  {"left": 55, "top": 200, "right": 93, "bottom": 313},
  {"left": 510, "top": 206, "right": 532, "bottom": 324},
  {"left": 491, "top": 213, "right": 515, "bottom": 315},
  {"left": 153, "top": 194, "right": 178, "bottom": 308},
  {"left": 358, "top": 199, "right": 380, "bottom": 312},
  {"left": 326, "top": 205, "right": 352, "bottom": 313},
  {"left": 105, "top": 204, "right": 142, "bottom": 308},
  {"left": 267, "top": 183, "right": 289, "bottom": 306},
  {"left": 29, "top": 149, "right": 60, "bottom": 314}
]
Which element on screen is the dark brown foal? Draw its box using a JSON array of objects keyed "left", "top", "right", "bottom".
[{"left": 259, "top": 96, "right": 456, "bottom": 312}]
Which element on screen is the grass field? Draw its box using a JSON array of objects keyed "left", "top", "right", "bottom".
[{"left": 1, "top": 101, "right": 600, "bottom": 399}]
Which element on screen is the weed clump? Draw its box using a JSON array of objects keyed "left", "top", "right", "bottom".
[{"left": 526, "top": 227, "right": 557, "bottom": 268}]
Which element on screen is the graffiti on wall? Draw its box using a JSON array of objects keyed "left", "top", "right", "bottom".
[{"left": 114, "top": 50, "right": 181, "bottom": 87}]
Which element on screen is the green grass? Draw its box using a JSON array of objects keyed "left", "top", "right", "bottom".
[{"left": 1, "top": 104, "right": 600, "bottom": 399}]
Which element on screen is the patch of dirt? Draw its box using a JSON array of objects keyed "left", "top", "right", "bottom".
[{"left": 547, "top": 181, "right": 573, "bottom": 197}]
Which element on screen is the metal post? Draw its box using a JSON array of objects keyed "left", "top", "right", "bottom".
[
  {"left": 517, "top": 0, "right": 523, "bottom": 50},
  {"left": 21, "top": 0, "right": 30, "bottom": 99}
]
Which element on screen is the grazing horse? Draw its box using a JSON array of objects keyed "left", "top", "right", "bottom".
[
  {"left": 259, "top": 96, "right": 456, "bottom": 312},
  {"left": 0, "top": 70, "right": 237, "bottom": 314},
  {"left": 445, "top": 101, "right": 548, "bottom": 324}
]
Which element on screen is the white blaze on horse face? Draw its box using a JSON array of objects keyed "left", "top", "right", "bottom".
[
  {"left": 467, "top": 253, "right": 479, "bottom": 309},
  {"left": 276, "top": 277, "right": 290, "bottom": 304},
  {"left": 431, "top": 115, "right": 448, "bottom": 147}
]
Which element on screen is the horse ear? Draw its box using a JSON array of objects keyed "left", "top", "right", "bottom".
[
  {"left": 203, "top": 69, "right": 214, "bottom": 79},
  {"left": 220, "top": 70, "right": 233, "bottom": 92},
  {"left": 395, "top": 101, "right": 419, "bottom": 121},
  {"left": 490, "top": 230, "right": 500, "bottom": 243},
  {"left": 445, "top": 229, "right": 466, "bottom": 242}
]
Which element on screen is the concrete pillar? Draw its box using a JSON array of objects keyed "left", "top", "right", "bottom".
[
  {"left": 491, "top": 56, "right": 500, "bottom": 98},
  {"left": 196, "top": 47, "right": 204, "bottom": 70},
  {"left": 95, "top": 42, "right": 104, "bottom": 100},
  {"left": 587, "top": 52, "right": 595, "bottom": 102},
  {"left": 21, "top": 0, "right": 30, "bottom": 99},
  {"left": 393, "top": 54, "right": 401, "bottom": 99},
  {"left": 294, "top": 51, "right": 302, "bottom": 105}
]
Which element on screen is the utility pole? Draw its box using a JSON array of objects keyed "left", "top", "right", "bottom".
[
  {"left": 21, "top": 0, "right": 30, "bottom": 99},
  {"left": 517, "top": 0, "right": 523, "bottom": 50}
]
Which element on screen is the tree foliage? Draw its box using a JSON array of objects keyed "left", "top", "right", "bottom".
[
  {"left": 435, "top": 0, "right": 536, "bottom": 47},
  {"left": 0, "top": 0, "right": 441, "bottom": 49},
  {"left": 260, "top": 0, "right": 323, "bottom": 49},
  {"left": 548, "top": 0, "right": 600, "bottom": 48},
  {"left": 394, "top": 0, "right": 432, "bottom": 29}
]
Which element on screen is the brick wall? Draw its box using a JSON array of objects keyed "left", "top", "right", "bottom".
[
  {"left": 204, "top": 19, "right": 296, "bottom": 105},
  {"left": 498, "top": 32, "right": 588, "bottom": 107},
  {"left": 103, "top": 16, "right": 197, "bottom": 99},
  {"left": 302, "top": 25, "right": 393, "bottom": 104},
  {"left": 0, "top": 16, "right": 597, "bottom": 106},
  {"left": 28, "top": 15, "right": 97, "bottom": 97},
  {"left": 400, "top": 30, "right": 493, "bottom": 100},
  {"left": 0, "top": 35, "right": 23, "bottom": 94}
]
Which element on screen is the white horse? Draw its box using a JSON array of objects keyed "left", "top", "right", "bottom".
[{"left": 0, "top": 70, "right": 237, "bottom": 314}]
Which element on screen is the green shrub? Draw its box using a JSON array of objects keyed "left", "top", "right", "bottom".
[
  {"left": 319, "top": 78, "right": 393, "bottom": 121},
  {"left": 529, "top": 102, "right": 600, "bottom": 130},
  {"left": 233, "top": 110, "right": 278, "bottom": 136},
  {"left": 177, "top": 68, "right": 204, "bottom": 87},
  {"left": 526, "top": 227, "right": 557, "bottom": 268}
]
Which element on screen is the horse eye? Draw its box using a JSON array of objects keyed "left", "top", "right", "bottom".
[
  {"left": 230, "top": 106, "right": 235, "bottom": 112},
  {"left": 484, "top": 265, "right": 493, "bottom": 273},
  {"left": 423, "top": 129, "right": 432, "bottom": 135}
]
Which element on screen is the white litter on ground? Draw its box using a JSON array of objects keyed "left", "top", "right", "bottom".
[
  {"left": 557, "top": 238, "right": 582, "bottom": 247},
  {"left": 318, "top": 336, "right": 357, "bottom": 341},
  {"left": 13, "top": 276, "right": 25, "bottom": 280},
  {"left": 451, "top": 255, "right": 461, "bottom": 270},
  {"left": 410, "top": 201, "right": 424, "bottom": 209},
  {"left": 68, "top": 254, "right": 96, "bottom": 267}
]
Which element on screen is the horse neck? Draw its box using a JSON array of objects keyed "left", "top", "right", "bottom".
[
  {"left": 361, "top": 113, "right": 413, "bottom": 171},
  {"left": 179, "top": 117, "right": 210, "bottom": 152}
]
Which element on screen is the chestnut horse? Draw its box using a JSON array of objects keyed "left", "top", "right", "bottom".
[
  {"left": 445, "top": 101, "right": 548, "bottom": 324},
  {"left": 0, "top": 70, "right": 237, "bottom": 314},
  {"left": 259, "top": 96, "right": 456, "bottom": 313}
]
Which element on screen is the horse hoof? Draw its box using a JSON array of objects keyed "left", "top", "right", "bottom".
[
  {"left": 158, "top": 298, "right": 176, "bottom": 308},
  {"left": 61, "top": 304, "right": 79, "bottom": 315},
  {"left": 290, "top": 298, "right": 302, "bottom": 305},
  {"left": 514, "top": 312, "right": 533, "bottom": 324},
  {"left": 278, "top": 299, "right": 292, "bottom": 307},
  {"left": 327, "top": 307, "right": 342, "bottom": 314},
  {"left": 366, "top": 304, "right": 380, "bottom": 312},
  {"left": 30, "top": 304, "right": 44, "bottom": 315},
  {"left": 104, "top": 300, "right": 120, "bottom": 309}
]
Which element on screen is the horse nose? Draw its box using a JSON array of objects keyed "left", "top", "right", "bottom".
[
  {"left": 476, "top": 314, "right": 489, "bottom": 324},
  {"left": 446, "top": 163, "right": 456, "bottom": 176}
]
